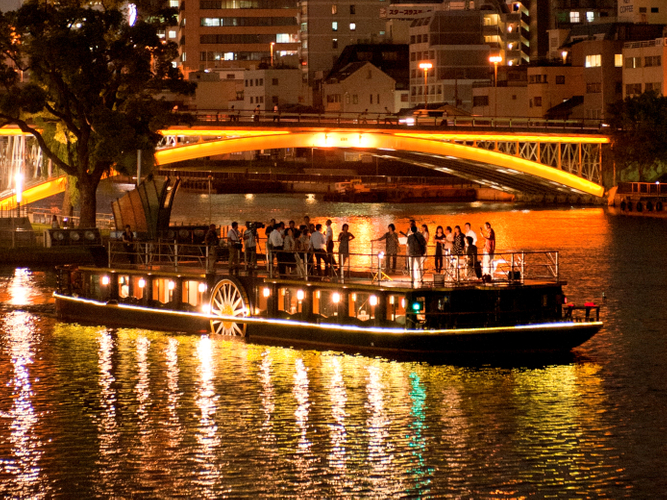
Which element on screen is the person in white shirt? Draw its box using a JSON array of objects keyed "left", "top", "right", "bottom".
[
  {"left": 268, "top": 222, "right": 285, "bottom": 275},
  {"left": 310, "top": 224, "right": 326, "bottom": 275},
  {"left": 464, "top": 222, "right": 477, "bottom": 249},
  {"left": 228, "top": 221, "right": 242, "bottom": 271}
]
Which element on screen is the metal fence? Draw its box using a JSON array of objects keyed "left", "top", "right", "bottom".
[{"left": 109, "top": 238, "right": 560, "bottom": 288}]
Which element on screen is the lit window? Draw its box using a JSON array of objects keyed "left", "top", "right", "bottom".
[
  {"left": 332, "top": 21, "right": 338, "bottom": 31},
  {"left": 332, "top": 4, "right": 337, "bottom": 14},
  {"left": 169, "top": 0, "right": 178, "bottom": 6},
  {"left": 350, "top": 22, "right": 356, "bottom": 31},
  {"left": 615, "top": 54, "right": 623, "bottom": 67},
  {"left": 570, "top": 11, "right": 580, "bottom": 23},
  {"left": 586, "top": 11, "right": 594, "bottom": 22},
  {"left": 169, "top": 30, "right": 177, "bottom": 38},
  {"left": 585, "top": 54, "right": 601, "bottom": 67}
]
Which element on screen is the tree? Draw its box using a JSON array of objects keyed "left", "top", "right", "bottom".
[
  {"left": 607, "top": 91, "right": 667, "bottom": 182},
  {"left": 0, "top": 1, "right": 195, "bottom": 227}
]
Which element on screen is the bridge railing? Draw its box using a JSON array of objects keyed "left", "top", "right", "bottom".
[{"left": 185, "top": 109, "right": 609, "bottom": 133}]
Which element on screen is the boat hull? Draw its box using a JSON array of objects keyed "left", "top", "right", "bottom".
[{"left": 55, "top": 293, "right": 601, "bottom": 355}]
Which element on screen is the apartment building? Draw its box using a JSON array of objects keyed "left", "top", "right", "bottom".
[
  {"left": 178, "top": 0, "right": 300, "bottom": 77},
  {"left": 298, "top": 0, "right": 387, "bottom": 84},
  {"left": 409, "top": 1, "right": 529, "bottom": 111},
  {"left": 622, "top": 37, "right": 667, "bottom": 98},
  {"left": 243, "top": 68, "right": 310, "bottom": 110}
]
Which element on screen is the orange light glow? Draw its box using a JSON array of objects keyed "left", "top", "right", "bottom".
[
  {"left": 0, "top": 175, "right": 67, "bottom": 211},
  {"left": 154, "top": 129, "right": 607, "bottom": 197}
]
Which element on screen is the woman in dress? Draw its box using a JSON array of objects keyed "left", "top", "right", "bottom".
[{"left": 433, "top": 226, "right": 445, "bottom": 273}]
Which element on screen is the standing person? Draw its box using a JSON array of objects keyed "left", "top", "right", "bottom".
[
  {"left": 253, "top": 104, "right": 260, "bottom": 122},
  {"left": 283, "top": 227, "right": 296, "bottom": 275},
  {"left": 243, "top": 223, "right": 258, "bottom": 270},
  {"left": 433, "top": 226, "right": 445, "bottom": 273},
  {"left": 310, "top": 223, "right": 327, "bottom": 275},
  {"left": 122, "top": 224, "right": 135, "bottom": 264},
  {"left": 407, "top": 225, "right": 426, "bottom": 285},
  {"left": 268, "top": 221, "right": 285, "bottom": 275},
  {"left": 374, "top": 223, "right": 399, "bottom": 273},
  {"left": 420, "top": 224, "right": 430, "bottom": 271},
  {"left": 466, "top": 236, "right": 478, "bottom": 279},
  {"left": 452, "top": 225, "right": 465, "bottom": 277},
  {"left": 464, "top": 222, "right": 477, "bottom": 250},
  {"left": 51, "top": 215, "right": 60, "bottom": 229},
  {"left": 204, "top": 224, "right": 219, "bottom": 272},
  {"left": 273, "top": 103, "right": 279, "bottom": 122},
  {"left": 296, "top": 227, "right": 311, "bottom": 278},
  {"left": 337, "top": 223, "right": 355, "bottom": 274},
  {"left": 228, "top": 222, "right": 242, "bottom": 271},
  {"left": 480, "top": 221, "right": 496, "bottom": 275},
  {"left": 265, "top": 218, "right": 276, "bottom": 266},
  {"left": 444, "top": 226, "right": 454, "bottom": 272},
  {"left": 324, "top": 219, "right": 336, "bottom": 272}
]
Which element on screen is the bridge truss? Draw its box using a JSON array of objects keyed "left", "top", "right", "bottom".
[{"left": 156, "top": 127, "right": 609, "bottom": 197}]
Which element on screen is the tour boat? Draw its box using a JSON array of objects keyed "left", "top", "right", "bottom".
[{"left": 53, "top": 239, "right": 603, "bottom": 356}]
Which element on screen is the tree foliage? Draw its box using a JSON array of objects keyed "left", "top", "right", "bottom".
[
  {"left": 607, "top": 91, "right": 667, "bottom": 182},
  {"left": 0, "top": 1, "right": 195, "bottom": 227}
]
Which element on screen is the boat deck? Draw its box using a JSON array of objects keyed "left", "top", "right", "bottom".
[{"left": 101, "top": 240, "right": 563, "bottom": 291}]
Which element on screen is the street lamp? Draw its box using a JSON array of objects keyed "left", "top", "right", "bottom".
[
  {"left": 270, "top": 42, "right": 275, "bottom": 67},
  {"left": 15, "top": 171, "right": 23, "bottom": 218},
  {"left": 418, "top": 62, "right": 433, "bottom": 111},
  {"left": 489, "top": 55, "right": 502, "bottom": 87},
  {"left": 489, "top": 55, "right": 502, "bottom": 118}
]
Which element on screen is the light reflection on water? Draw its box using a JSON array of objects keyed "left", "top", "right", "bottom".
[{"left": 3, "top": 200, "right": 667, "bottom": 496}]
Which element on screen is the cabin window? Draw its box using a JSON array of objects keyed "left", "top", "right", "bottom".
[
  {"left": 255, "top": 286, "right": 271, "bottom": 315},
  {"left": 132, "top": 276, "right": 145, "bottom": 300},
  {"left": 182, "top": 280, "right": 205, "bottom": 307},
  {"left": 89, "top": 274, "right": 101, "bottom": 298},
  {"left": 118, "top": 275, "right": 131, "bottom": 298},
  {"left": 313, "top": 289, "right": 339, "bottom": 318},
  {"left": 153, "top": 278, "right": 175, "bottom": 304},
  {"left": 278, "top": 287, "right": 305, "bottom": 314},
  {"left": 349, "top": 292, "right": 378, "bottom": 321},
  {"left": 386, "top": 294, "right": 406, "bottom": 322}
]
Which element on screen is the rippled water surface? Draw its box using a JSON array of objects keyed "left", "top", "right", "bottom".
[{"left": 2, "top": 194, "right": 667, "bottom": 497}]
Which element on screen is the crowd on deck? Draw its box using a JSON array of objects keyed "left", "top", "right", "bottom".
[{"left": 201, "top": 216, "right": 496, "bottom": 283}]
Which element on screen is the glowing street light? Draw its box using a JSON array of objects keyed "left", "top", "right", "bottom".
[
  {"left": 15, "top": 171, "right": 23, "bottom": 217},
  {"left": 270, "top": 42, "right": 275, "bottom": 67},
  {"left": 418, "top": 61, "right": 433, "bottom": 110},
  {"left": 489, "top": 55, "right": 502, "bottom": 87},
  {"left": 489, "top": 55, "right": 502, "bottom": 118}
]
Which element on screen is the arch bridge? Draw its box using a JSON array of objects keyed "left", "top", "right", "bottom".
[{"left": 155, "top": 124, "right": 609, "bottom": 197}]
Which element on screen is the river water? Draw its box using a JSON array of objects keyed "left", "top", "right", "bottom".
[{"left": 1, "top": 192, "right": 667, "bottom": 498}]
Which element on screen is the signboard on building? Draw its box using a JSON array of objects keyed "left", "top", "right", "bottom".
[
  {"left": 381, "top": 6, "right": 434, "bottom": 19},
  {"left": 618, "top": 0, "right": 636, "bottom": 22}
]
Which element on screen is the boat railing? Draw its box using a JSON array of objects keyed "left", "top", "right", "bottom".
[
  {"left": 267, "top": 248, "right": 560, "bottom": 286},
  {"left": 108, "top": 240, "right": 210, "bottom": 269},
  {"left": 107, "top": 239, "right": 560, "bottom": 287}
]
